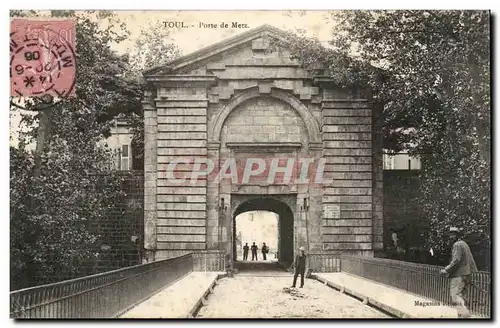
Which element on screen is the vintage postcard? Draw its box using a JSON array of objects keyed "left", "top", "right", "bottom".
[{"left": 9, "top": 10, "right": 491, "bottom": 320}]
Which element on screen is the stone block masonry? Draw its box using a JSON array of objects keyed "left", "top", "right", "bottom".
[
  {"left": 321, "top": 99, "right": 374, "bottom": 255},
  {"left": 155, "top": 94, "right": 210, "bottom": 254},
  {"left": 142, "top": 25, "right": 383, "bottom": 260},
  {"left": 220, "top": 97, "right": 307, "bottom": 147}
]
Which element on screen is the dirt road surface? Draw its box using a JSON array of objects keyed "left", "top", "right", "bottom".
[{"left": 196, "top": 274, "right": 389, "bottom": 318}]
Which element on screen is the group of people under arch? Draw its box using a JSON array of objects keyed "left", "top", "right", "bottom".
[{"left": 242, "top": 242, "right": 269, "bottom": 261}]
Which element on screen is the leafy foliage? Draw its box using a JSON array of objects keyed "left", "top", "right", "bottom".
[
  {"left": 9, "top": 10, "right": 145, "bottom": 289},
  {"left": 127, "top": 20, "right": 181, "bottom": 75},
  {"left": 10, "top": 98, "right": 131, "bottom": 288},
  {"left": 276, "top": 11, "right": 490, "bottom": 265},
  {"left": 124, "top": 20, "right": 181, "bottom": 170},
  {"left": 10, "top": 10, "right": 182, "bottom": 288}
]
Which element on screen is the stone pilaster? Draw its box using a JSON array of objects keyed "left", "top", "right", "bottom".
[
  {"left": 148, "top": 75, "right": 216, "bottom": 260},
  {"left": 372, "top": 103, "right": 384, "bottom": 253},
  {"left": 308, "top": 147, "right": 324, "bottom": 253},
  {"left": 143, "top": 89, "right": 157, "bottom": 258},
  {"left": 315, "top": 78, "right": 374, "bottom": 256},
  {"left": 206, "top": 141, "right": 221, "bottom": 250}
]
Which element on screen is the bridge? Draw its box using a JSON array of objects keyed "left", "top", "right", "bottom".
[{"left": 10, "top": 252, "right": 490, "bottom": 319}]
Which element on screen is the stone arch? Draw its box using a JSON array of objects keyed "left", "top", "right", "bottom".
[
  {"left": 232, "top": 195, "right": 295, "bottom": 217},
  {"left": 231, "top": 195, "right": 296, "bottom": 264},
  {"left": 209, "top": 88, "right": 322, "bottom": 144}
]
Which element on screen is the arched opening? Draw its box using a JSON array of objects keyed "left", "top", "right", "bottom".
[
  {"left": 232, "top": 197, "right": 294, "bottom": 269},
  {"left": 234, "top": 211, "right": 279, "bottom": 262}
]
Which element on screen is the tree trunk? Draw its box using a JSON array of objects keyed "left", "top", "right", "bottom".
[{"left": 33, "top": 108, "right": 53, "bottom": 179}]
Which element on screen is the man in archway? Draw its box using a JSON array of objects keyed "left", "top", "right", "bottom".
[
  {"left": 262, "top": 242, "right": 268, "bottom": 261},
  {"left": 243, "top": 243, "right": 249, "bottom": 261},
  {"left": 251, "top": 242, "right": 258, "bottom": 261},
  {"left": 292, "top": 246, "right": 307, "bottom": 288}
]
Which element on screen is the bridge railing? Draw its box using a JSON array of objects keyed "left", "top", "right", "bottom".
[
  {"left": 193, "top": 250, "right": 226, "bottom": 271},
  {"left": 308, "top": 253, "right": 490, "bottom": 318},
  {"left": 308, "top": 253, "right": 341, "bottom": 272},
  {"left": 10, "top": 252, "right": 222, "bottom": 319}
]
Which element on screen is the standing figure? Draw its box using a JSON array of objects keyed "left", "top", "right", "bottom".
[
  {"left": 292, "top": 246, "right": 307, "bottom": 288},
  {"left": 224, "top": 253, "right": 234, "bottom": 278},
  {"left": 439, "top": 226, "right": 478, "bottom": 318},
  {"left": 251, "top": 242, "right": 258, "bottom": 261},
  {"left": 243, "top": 243, "right": 249, "bottom": 261},
  {"left": 262, "top": 242, "right": 268, "bottom": 260}
]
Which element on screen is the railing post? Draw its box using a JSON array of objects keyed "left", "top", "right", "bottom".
[
  {"left": 405, "top": 267, "right": 409, "bottom": 291},
  {"left": 204, "top": 251, "right": 207, "bottom": 272},
  {"left": 10, "top": 253, "right": 197, "bottom": 319}
]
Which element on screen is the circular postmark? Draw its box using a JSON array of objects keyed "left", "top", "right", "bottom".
[{"left": 10, "top": 20, "right": 76, "bottom": 110}]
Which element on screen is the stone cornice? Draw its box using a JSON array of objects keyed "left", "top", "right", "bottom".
[
  {"left": 312, "top": 76, "right": 335, "bottom": 83},
  {"left": 308, "top": 142, "right": 323, "bottom": 151},
  {"left": 312, "top": 76, "right": 344, "bottom": 88},
  {"left": 207, "top": 141, "right": 221, "bottom": 150},
  {"left": 313, "top": 76, "right": 371, "bottom": 99},
  {"left": 145, "top": 75, "right": 218, "bottom": 87},
  {"left": 226, "top": 142, "right": 302, "bottom": 153}
]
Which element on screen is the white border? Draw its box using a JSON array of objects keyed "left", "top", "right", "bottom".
[{"left": 2, "top": 2, "right": 498, "bottom": 328}]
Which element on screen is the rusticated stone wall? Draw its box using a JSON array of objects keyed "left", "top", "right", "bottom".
[{"left": 143, "top": 26, "right": 382, "bottom": 260}]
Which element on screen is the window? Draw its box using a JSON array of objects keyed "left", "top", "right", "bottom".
[
  {"left": 408, "top": 156, "right": 422, "bottom": 170},
  {"left": 383, "top": 153, "right": 395, "bottom": 170},
  {"left": 120, "top": 144, "right": 130, "bottom": 170},
  {"left": 383, "top": 152, "right": 421, "bottom": 170},
  {"left": 131, "top": 139, "right": 144, "bottom": 171}
]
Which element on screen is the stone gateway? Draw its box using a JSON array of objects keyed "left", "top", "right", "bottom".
[{"left": 142, "top": 25, "right": 383, "bottom": 264}]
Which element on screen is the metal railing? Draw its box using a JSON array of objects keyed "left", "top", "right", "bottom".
[
  {"left": 308, "top": 253, "right": 341, "bottom": 272},
  {"left": 12, "top": 251, "right": 489, "bottom": 318},
  {"left": 192, "top": 250, "right": 226, "bottom": 271},
  {"left": 308, "top": 253, "right": 491, "bottom": 318},
  {"left": 11, "top": 253, "right": 193, "bottom": 319}
]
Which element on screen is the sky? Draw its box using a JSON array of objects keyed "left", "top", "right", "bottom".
[
  {"left": 112, "top": 10, "right": 336, "bottom": 55},
  {"left": 10, "top": 10, "right": 338, "bottom": 148}
]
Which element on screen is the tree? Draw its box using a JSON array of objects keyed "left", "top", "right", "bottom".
[
  {"left": 10, "top": 10, "right": 142, "bottom": 288},
  {"left": 127, "top": 19, "right": 181, "bottom": 76},
  {"left": 10, "top": 115, "right": 125, "bottom": 288},
  {"left": 10, "top": 10, "right": 184, "bottom": 287},
  {"left": 274, "top": 11, "right": 490, "bottom": 266},
  {"left": 124, "top": 20, "right": 181, "bottom": 170}
]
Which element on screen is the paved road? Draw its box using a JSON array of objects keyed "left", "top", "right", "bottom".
[{"left": 196, "top": 274, "right": 389, "bottom": 318}]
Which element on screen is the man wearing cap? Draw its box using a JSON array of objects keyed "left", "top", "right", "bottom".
[
  {"left": 439, "top": 226, "right": 478, "bottom": 318},
  {"left": 291, "top": 246, "right": 307, "bottom": 288}
]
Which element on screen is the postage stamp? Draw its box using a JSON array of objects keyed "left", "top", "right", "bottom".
[{"left": 10, "top": 19, "right": 76, "bottom": 102}]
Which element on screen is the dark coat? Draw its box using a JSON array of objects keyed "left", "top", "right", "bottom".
[
  {"left": 445, "top": 240, "right": 478, "bottom": 277},
  {"left": 295, "top": 253, "right": 307, "bottom": 270}
]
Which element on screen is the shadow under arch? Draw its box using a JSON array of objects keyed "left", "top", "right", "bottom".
[{"left": 232, "top": 196, "right": 294, "bottom": 265}]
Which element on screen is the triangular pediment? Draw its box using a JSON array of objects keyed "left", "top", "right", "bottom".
[{"left": 143, "top": 24, "right": 295, "bottom": 76}]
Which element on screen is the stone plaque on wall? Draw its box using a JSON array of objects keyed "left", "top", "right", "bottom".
[{"left": 323, "top": 205, "right": 341, "bottom": 219}]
